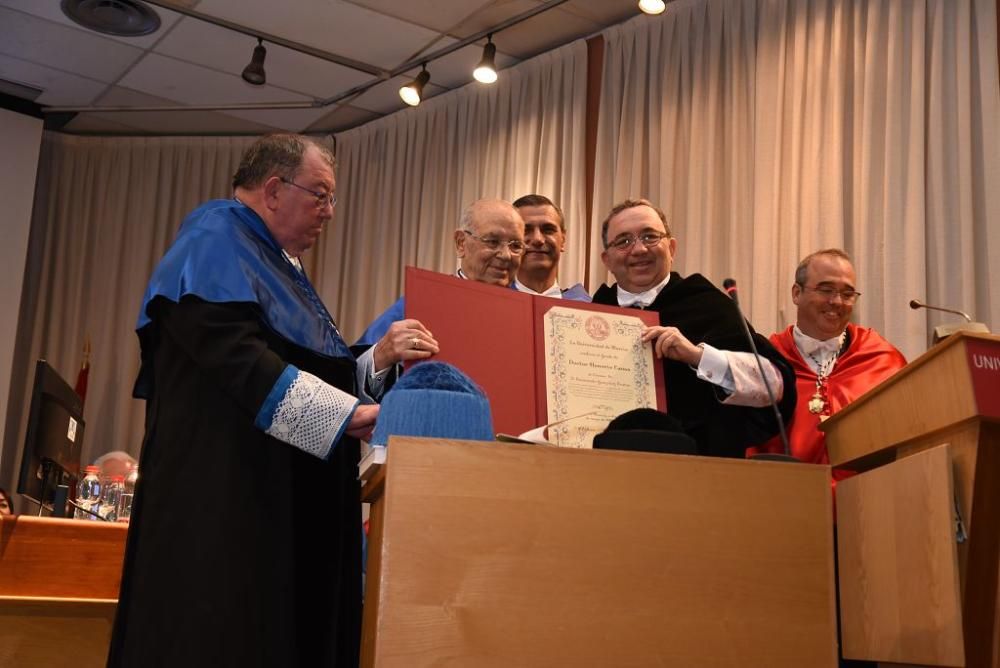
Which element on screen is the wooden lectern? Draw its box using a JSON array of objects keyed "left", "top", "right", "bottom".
[
  {"left": 822, "top": 332, "right": 1000, "bottom": 667},
  {"left": 0, "top": 515, "right": 126, "bottom": 667},
  {"left": 362, "top": 436, "right": 839, "bottom": 667}
]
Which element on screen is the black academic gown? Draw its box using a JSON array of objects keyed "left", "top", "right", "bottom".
[
  {"left": 107, "top": 297, "right": 362, "bottom": 667},
  {"left": 592, "top": 273, "right": 796, "bottom": 458}
]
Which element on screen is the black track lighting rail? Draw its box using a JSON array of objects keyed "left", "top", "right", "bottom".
[{"left": 43, "top": 0, "right": 572, "bottom": 115}]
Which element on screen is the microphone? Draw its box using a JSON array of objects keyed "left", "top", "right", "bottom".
[
  {"left": 724, "top": 293, "right": 795, "bottom": 462},
  {"left": 909, "top": 299, "right": 972, "bottom": 323},
  {"left": 909, "top": 299, "right": 990, "bottom": 343},
  {"left": 723, "top": 278, "right": 738, "bottom": 304}
]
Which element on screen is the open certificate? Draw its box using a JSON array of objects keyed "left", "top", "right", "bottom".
[
  {"left": 405, "top": 268, "right": 666, "bottom": 437},
  {"left": 543, "top": 306, "right": 659, "bottom": 448}
]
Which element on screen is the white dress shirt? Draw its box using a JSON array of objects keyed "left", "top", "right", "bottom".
[{"left": 616, "top": 275, "right": 783, "bottom": 407}]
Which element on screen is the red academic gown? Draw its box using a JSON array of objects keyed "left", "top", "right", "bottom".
[{"left": 748, "top": 323, "right": 907, "bottom": 481}]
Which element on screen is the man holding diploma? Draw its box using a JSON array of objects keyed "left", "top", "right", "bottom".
[{"left": 591, "top": 199, "right": 796, "bottom": 458}]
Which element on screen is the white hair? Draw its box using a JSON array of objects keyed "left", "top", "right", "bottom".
[{"left": 93, "top": 450, "right": 138, "bottom": 468}]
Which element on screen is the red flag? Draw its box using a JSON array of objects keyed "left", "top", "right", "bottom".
[{"left": 75, "top": 338, "right": 90, "bottom": 407}]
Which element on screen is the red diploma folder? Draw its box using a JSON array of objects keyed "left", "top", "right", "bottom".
[{"left": 404, "top": 267, "right": 667, "bottom": 436}]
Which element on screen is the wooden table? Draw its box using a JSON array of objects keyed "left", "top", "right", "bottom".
[{"left": 0, "top": 514, "right": 127, "bottom": 667}]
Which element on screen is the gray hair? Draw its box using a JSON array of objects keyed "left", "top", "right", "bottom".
[
  {"left": 232, "top": 133, "right": 335, "bottom": 190},
  {"left": 93, "top": 450, "right": 137, "bottom": 468},
  {"left": 458, "top": 198, "right": 522, "bottom": 232}
]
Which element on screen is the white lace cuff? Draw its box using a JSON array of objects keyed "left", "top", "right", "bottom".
[{"left": 255, "top": 365, "right": 359, "bottom": 459}]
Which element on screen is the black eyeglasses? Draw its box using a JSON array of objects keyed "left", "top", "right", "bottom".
[
  {"left": 607, "top": 231, "right": 668, "bottom": 252},
  {"left": 462, "top": 230, "right": 525, "bottom": 255},
  {"left": 280, "top": 178, "right": 337, "bottom": 209},
  {"left": 799, "top": 285, "right": 862, "bottom": 304}
]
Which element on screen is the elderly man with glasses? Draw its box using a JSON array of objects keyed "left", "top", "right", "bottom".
[
  {"left": 590, "top": 198, "right": 797, "bottom": 458},
  {"left": 110, "top": 134, "right": 431, "bottom": 667},
  {"left": 748, "top": 249, "right": 906, "bottom": 466},
  {"left": 355, "top": 198, "right": 526, "bottom": 346}
]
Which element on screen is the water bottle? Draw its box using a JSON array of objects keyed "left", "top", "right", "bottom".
[
  {"left": 74, "top": 466, "right": 102, "bottom": 520},
  {"left": 117, "top": 465, "right": 138, "bottom": 523},
  {"left": 100, "top": 476, "right": 125, "bottom": 522}
]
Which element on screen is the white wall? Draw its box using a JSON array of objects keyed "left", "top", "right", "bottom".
[{"left": 0, "top": 108, "right": 43, "bottom": 472}]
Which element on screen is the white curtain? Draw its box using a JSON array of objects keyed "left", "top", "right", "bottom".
[
  {"left": 2, "top": 134, "right": 256, "bottom": 486},
  {"left": 593, "top": 0, "right": 1000, "bottom": 361},
  {"left": 318, "top": 40, "right": 589, "bottom": 342}
]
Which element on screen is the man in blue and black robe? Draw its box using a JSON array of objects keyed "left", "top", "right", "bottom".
[{"left": 108, "top": 134, "right": 435, "bottom": 667}]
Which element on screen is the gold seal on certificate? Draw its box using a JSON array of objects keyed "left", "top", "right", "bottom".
[{"left": 543, "top": 306, "right": 659, "bottom": 448}]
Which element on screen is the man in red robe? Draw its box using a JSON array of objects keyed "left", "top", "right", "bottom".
[{"left": 749, "top": 249, "right": 906, "bottom": 473}]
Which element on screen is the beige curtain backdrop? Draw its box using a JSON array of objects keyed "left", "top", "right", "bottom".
[
  {"left": 1, "top": 134, "right": 257, "bottom": 489},
  {"left": 319, "top": 40, "right": 588, "bottom": 342},
  {"left": 1, "top": 40, "right": 588, "bottom": 488},
  {"left": 592, "top": 0, "right": 1000, "bottom": 361}
]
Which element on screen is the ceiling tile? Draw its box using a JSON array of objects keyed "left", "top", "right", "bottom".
[
  {"left": 1, "top": 0, "right": 636, "bottom": 135},
  {"left": 85, "top": 109, "right": 279, "bottom": 135},
  {"left": 561, "top": 0, "right": 641, "bottom": 26},
  {"left": 223, "top": 106, "right": 336, "bottom": 133},
  {"left": 450, "top": 1, "right": 604, "bottom": 60},
  {"left": 0, "top": 0, "right": 185, "bottom": 49},
  {"left": 0, "top": 54, "right": 107, "bottom": 105},
  {"left": 195, "top": 0, "right": 444, "bottom": 70},
  {"left": 153, "top": 17, "right": 374, "bottom": 99},
  {"left": 345, "top": 0, "right": 497, "bottom": 34},
  {"left": 0, "top": 6, "right": 145, "bottom": 83},
  {"left": 118, "top": 52, "right": 314, "bottom": 106},
  {"left": 85, "top": 85, "right": 280, "bottom": 134},
  {"left": 61, "top": 113, "right": 149, "bottom": 134},
  {"left": 306, "top": 104, "right": 380, "bottom": 133},
  {"left": 94, "top": 84, "right": 185, "bottom": 107}
]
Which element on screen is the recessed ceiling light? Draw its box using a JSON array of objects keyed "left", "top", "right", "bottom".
[{"left": 61, "top": 0, "right": 161, "bottom": 37}]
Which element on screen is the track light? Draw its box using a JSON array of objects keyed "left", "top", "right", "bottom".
[
  {"left": 473, "top": 35, "right": 498, "bottom": 84},
  {"left": 399, "top": 64, "right": 430, "bottom": 106},
  {"left": 242, "top": 38, "right": 266, "bottom": 85},
  {"left": 638, "top": 0, "right": 666, "bottom": 15}
]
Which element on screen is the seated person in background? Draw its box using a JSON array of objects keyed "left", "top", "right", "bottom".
[
  {"left": 0, "top": 487, "right": 14, "bottom": 516},
  {"left": 748, "top": 249, "right": 906, "bottom": 467},
  {"left": 93, "top": 450, "right": 138, "bottom": 479},
  {"left": 356, "top": 198, "right": 525, "bottom": 345},
  {"left": 512, "top": 194, "right": 590, "bottom": 301},
  {"left": 590, "top": 198, "right": 796, "bottom": 458}
]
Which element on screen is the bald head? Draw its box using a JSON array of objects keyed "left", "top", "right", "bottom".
[{"left": 454, "top": 199, "right": 525, "bottom": 286}]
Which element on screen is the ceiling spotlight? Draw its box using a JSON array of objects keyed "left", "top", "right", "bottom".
[
  {"left": 242, "top": 38, "right": 267, "bottom": 86},
  {"left": 473, "top": 35, "right": 498, "bottom": 84},
  {"left": 638, "top": 0, "right": 666, "bottom": 14},
  {"left": 399, "top": 64, "right": 430, "bottom": 106}
]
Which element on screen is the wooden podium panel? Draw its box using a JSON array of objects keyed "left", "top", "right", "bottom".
[
  {"left": 837, "top": 445, "right": 964, "bottom": 666},
  {"left": 363, "top": 437, "right": 838, "bottom": 667},
  {"left": 822, "top": 333, "right": 1000, "bottom": 667},
  {"left": 0, "top": 515, "right": 126, "bottom": 668}
]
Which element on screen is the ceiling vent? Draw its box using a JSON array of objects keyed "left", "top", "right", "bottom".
[{"left": 61, "top": 0, "right": 161, "bottom": 37}]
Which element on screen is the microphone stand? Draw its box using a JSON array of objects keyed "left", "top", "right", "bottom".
[
  {"left": 909, "top": 299, "right": 990, "bottom": 343},
  {"left": 735, "top": 314, "right": 797, "bottom": 463}
]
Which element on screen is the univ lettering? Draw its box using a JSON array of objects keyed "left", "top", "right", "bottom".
[{"left": 972, "top": 354, "right": 1000, "bottom": 371}]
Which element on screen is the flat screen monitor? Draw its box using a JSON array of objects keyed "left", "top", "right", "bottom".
[{"left": 16, "top": 359, "right": 85, "bottom": 510}]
